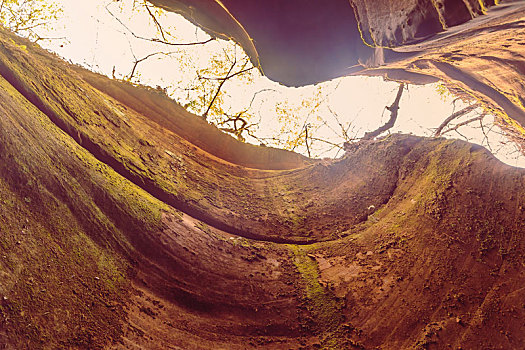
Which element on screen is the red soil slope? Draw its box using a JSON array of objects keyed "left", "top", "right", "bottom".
[{"left": 0, "top": 26, "right": 525, "bottom": 349}]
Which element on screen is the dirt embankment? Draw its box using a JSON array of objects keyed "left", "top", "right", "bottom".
[{"left": 1, "top": 26, "right": 525, "bottom": 350}]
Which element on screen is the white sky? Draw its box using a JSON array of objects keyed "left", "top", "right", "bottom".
[{"left": 33, "top": 0, "right": 525, "bottom": 167}]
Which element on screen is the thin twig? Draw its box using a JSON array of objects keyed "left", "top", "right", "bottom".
[
  {"left": 305, "top": 124, "right": 311, "bottom": 157},
  {"left": 309, "top": 137, "right": 344, "bottom": 149},
  {"left": 143, "top": 0, "right": 167, "bottom": 41},
  {"left": 198, "top": 66, "right": 255, "bottom": 81},
  {"left": 441, "top": 115, "right": 485, "bottom": 136},
  {"left": 202, "top": 58, "right": 237, "bottom": 119},
  {"left": 434, "top": 103, "right": 480, "bottom": 137},
  {"left": 106, "top": 4, "right": 214, "bottom": 47},
  {"left": 128, "top": 51, "right": 177, "bottom": 79}
]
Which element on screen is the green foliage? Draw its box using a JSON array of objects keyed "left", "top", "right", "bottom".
[
  {"left": 269, "top": 85, "right": 329, "bottom": 151},
  {"left": 0, "top": 0, "right": 63, "bottom": 42},
  {"left": 110, "top": 0, "right": 352, "bottom": 155},
  {"left": 180, "top": 43, "right": 255, "bottom": 122},
  {"left": 288, "top": 245, "right": 346, "bottom": 347},
  {"left": 435, "top": 82, "right": 451, "bottom": 102}
]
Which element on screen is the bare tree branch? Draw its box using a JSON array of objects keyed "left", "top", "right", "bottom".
[
  {"left": 305, "top": 124, "right": 311, "bottom": 157},
  {"left": 128, "top": 51, "right": 177, "bottom": 79},
  {"left": 142, "top": 0, "right": 167, "bottom": 41},
  {"left": 202, "top": 58, "right": 237, "bottom": 119},
  {"left": 479, "top": 117, "right": 493, "bottom": 152},
  {"left": 198, "top": 66, "right": 255, "bottom": 81},
  {"left": 309, "top": 137, "right": 344, "bottom": 150},
  {"left": 31, "top": 34, "right": 68, "bottom": 43},
  {"left": 433, "top": 103, "right": 480, "bottom": 137},
  {"left": 440, "top": 114, "right": 486, "bottom": 136},
  {"left": 362, "top": 83, "right": 405, "bottom": 140},
  {"left": 106, "top": 4, "right": 214, "bottom": 47}
]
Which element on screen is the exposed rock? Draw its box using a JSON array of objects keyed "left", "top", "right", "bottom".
[
  {"left": 151, "top": 0, "right": 525, "bottom": 138},
  {"left": 150, "top": 0, "right": 497, "bottom": 85}
]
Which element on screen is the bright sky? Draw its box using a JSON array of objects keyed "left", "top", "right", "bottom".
[{"left": 32, "top": 0, "right": 525, "bottom": 167}]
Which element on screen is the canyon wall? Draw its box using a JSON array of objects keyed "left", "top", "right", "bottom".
[{"left": 1, "top": 22, "right": 525, "bottom": 348}]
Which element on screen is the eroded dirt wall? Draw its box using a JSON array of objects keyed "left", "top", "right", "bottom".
[
  {"left": 149, "top": 0, "right": 497, "bottom": 85},
  {"left": 1, "top": 26, "right": 525, "bottom": 349}
]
